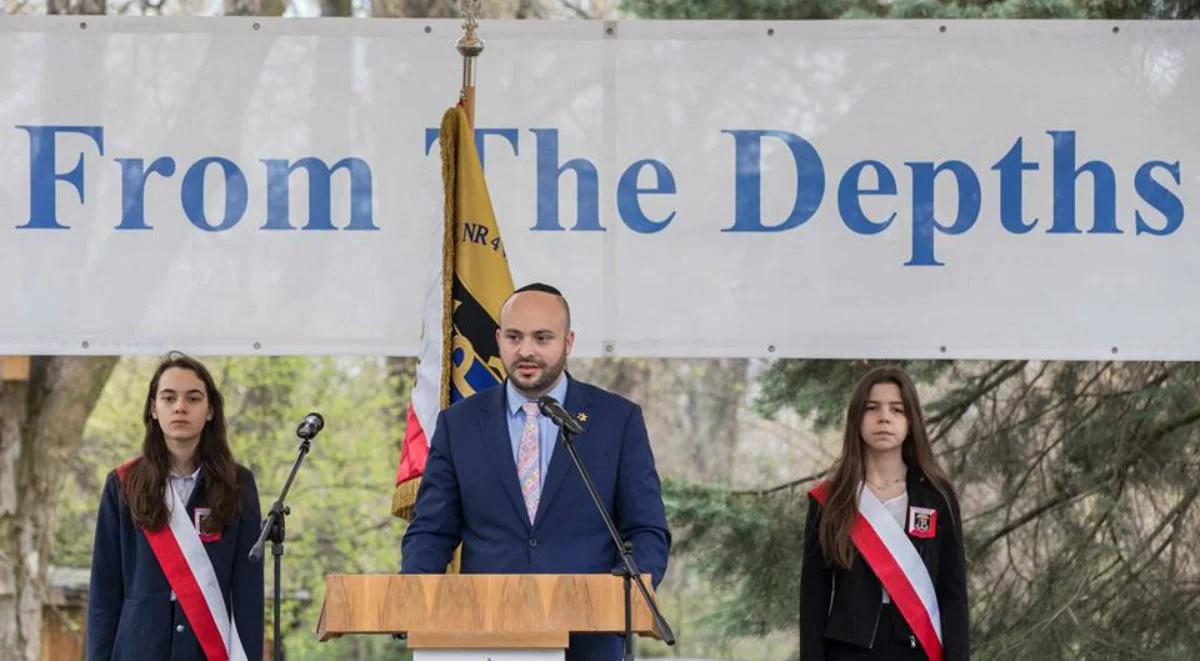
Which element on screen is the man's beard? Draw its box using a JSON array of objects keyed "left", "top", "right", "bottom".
[{"left": 509, "top": 351, "right": 568, "bottom": 394}]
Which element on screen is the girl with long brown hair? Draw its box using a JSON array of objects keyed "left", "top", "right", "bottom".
[
  {"left": 801, "top": 366, "right": 968, "bottom": 661},
  {"left": 86, "top": 354, "right": 263, "bottom": 661}
]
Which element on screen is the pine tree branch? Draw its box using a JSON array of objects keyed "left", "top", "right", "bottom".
[
  {"left": 730, "top": 469, "right": 826, "bottom": 497},
  {"left": 978, "top": 403, "right": 1200, "bottom": 553},
  {"left": 558, "top": 0, "right": 592, "bottom": 18},
  {"left": 1004, "top": 364, "right": 1114, "bottom": 503},
  {"left": 1113, "top": 480, "right": 1200, "bottom": 588},
  {"left": 928, "top": 360, "right": 1027, "bottom": 443}
]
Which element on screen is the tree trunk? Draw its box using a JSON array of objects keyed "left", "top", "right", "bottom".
[
  {"left": 222, "top": 0, "right": 285, "bottom": 16},
  {"left": 0, "top": 357, "right": 118, "bottom": 661},
  {"left": 320, "top": 0, "right": 353, "bottom": 16},
  {"left": 677, "top": 358, "right": 747, "bottom": 482},
  {"left": 574, "top": 358, "right": 748, "bottom": 484},
  {"left": 370, "top": 0, "right": 534, "bottom": 18},
  {"left": 371, "top": 0, "right": 456, "bottom": 17},
  {"left": 47, "top": 0, "right": 105, "bottom": 13}
]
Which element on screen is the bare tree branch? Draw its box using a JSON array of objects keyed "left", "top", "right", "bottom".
[{"left": 558, "top": 0, "right": 592, "bottom": 19}]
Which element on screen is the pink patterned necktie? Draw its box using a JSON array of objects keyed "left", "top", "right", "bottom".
[{"left": 517, "top": 401, "right": 542, "bottom": 524}]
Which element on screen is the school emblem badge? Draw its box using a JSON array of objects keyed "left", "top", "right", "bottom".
[
  {"left": 907, "top": 506, "right": 938, "bottom": 539},
  {"left": 194, "top": 507, "right": 222, "bottom": 543}
]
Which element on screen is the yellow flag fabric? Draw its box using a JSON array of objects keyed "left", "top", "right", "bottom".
[{"left": 441, "top": 104, "right": 515, "bottom": 406}]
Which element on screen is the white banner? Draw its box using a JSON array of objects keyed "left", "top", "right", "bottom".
[{"left": 1, "top": 18, "right": 1197, "bottom": 359}]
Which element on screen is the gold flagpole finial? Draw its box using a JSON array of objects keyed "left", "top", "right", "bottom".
[
  {"left": 457, "top": 0, "right": 484, "bottom": 57},
  {"left": 457, "top": 0, "right": 484, "bottom": 127}
]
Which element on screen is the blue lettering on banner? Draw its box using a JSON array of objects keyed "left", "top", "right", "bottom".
[
  {"left": 616, "top": 159, "right": 676, "bottom": 234},
  {"left": 116, "top": 157, "right": 177, "bottom": 230},
  {"left": 17, "top": 125, "right": 105, "bottom": 230},
  {"left": 905, "top": 160, "right": 981, "bottom": 267},
  {"left": 261, "top": 157, "right": 376, "bottom": 231},
  {"left": 708, "top": 129, "right": 1181, "bottom": 266},
  {"left": 424, "top": 127, "right": 519, "bottom": 170},
  {"left": 721, "top": 129, "right": 825, "bottom": 233},
  {"left": 991, "top": 138, "right": 1040, "bottom": 234},
  {"left": 12, "top": 125, "right": 374, "bottom": 233},
  {"left": 9, "top": 125, "right": 1187, "bottom": 267},
  {"left": 531, "top": 128, "right": 602, "bottom": 232},
  {"left": 838, "top": 160, "right": 898, "bottom": 235},
  {"left": 1134, "top": 161, "right": 1183, "bottom": 236},
  {"left": 1048, "top": 130, "right": 1119, "bottom": 234},
  {"left": 181, "top": 157, "right": 248, "bottom": 232}
]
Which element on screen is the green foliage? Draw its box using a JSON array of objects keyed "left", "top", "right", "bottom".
[
  {"left": 664, "top": 480, "right": 802, "bottom": 638},
  {"left": 619, "top": 0, "right": 851, "bottom": 19},
  {"left": 754, "top": 359, "right": 950, "bottom": 431},
  {"left": 56, "top": 356, "right": 415, "bottom": 661},
  {"left": 620, "top": 0, "right": 1199, "bottom": 20}
]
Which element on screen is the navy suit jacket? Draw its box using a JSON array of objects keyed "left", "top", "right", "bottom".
[
  {"left": 401, "top": 376, "right": 671, "bottom": 660},
  {"left": 86, "top": 463, "right": 264, "bottom": 661}
]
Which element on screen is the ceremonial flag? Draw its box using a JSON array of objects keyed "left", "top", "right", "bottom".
[{"left": 392, "top": 104, "right": 514, "bottom": 519}]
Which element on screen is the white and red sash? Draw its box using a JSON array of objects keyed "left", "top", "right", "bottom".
[
  {"left": 810, "top": 481, "right": 943, "bottom": 661},
  {"left": 118, "top": 463, "right": 248, "bottom": 661}
]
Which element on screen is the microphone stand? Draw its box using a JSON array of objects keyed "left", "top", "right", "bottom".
[
  {"left": 557, "top": 426, "right": 675, "bottom": 659},
  {"left": 250, "top": 430, "right": 314, "bottom": 661}
]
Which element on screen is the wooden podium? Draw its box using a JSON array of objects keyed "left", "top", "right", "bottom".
[{"left": 317, "top": 574, "right": 663, "bottom": 661}]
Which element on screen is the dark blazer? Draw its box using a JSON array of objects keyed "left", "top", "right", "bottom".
[
  {"left": 800, "top": 469, "right": 969, "bottom": 661},
  {"left": 86, "top": 463, "right": 264, "bottom": 661},
  {"left": 401, "top": 376, "right": 671, "bottom": 661}
]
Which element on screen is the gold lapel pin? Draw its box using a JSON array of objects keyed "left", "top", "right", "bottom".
[{"left": 577, "top": 412, "right": 588, "bottom": 423}]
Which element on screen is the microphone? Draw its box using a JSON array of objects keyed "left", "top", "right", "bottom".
[
  {"left": 537, "top": 396, "right": 584, "bottom": 435},
  {"left": 296, "top": 412, "right": 324, "bottom": 440}
]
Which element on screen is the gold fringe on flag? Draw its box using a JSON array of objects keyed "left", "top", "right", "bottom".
[
  {"left": 391, "top": 477, "right": 422, "bottom": 521},
  {"left": 438, "top": 107, "right": 458, "bottom": 411}
]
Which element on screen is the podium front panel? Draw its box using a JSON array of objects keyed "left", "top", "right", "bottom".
[
  {"left": 414, "top": 650, "right": 563, "bottom": 661},
  {"left": 317, "top": 574, "right": 660, "bottom": 641}
]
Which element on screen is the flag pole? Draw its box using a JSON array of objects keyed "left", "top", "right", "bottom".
[{"left": 457, "top": 0, "right": 484, "bottom": 129}]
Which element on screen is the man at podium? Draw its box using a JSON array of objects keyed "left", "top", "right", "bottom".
[{"left": 402, "top": 283, "right": 671, "bottom": 661}]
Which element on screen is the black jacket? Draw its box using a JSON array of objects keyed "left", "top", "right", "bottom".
[{"left": 800, "top": 469, "right": 969, "bottom": 661}]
